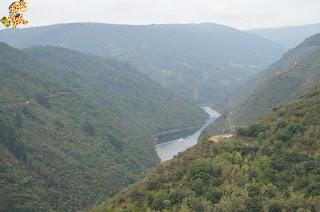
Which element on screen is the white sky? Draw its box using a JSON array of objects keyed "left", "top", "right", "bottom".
[{"left": 0, "top": 0, "right": 319, "bottom": 29}]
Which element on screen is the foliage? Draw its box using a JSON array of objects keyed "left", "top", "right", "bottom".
[
  {"left": 208, "top": 33, "right": 320, "bottom": 133},
  {"left": 98, "top": 85, "right": 320, "bottom": 211},
  {"left": 0, "top": 43, "right": 207, "bottom": 210},
  {"left": 0, "top": 23, "right": 284, "bottom": 109},
  {"left": 237, "top": 123, "right": 266, "bottom": 137}
]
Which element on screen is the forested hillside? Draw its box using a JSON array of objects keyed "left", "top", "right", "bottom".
[
  {"left": 98, "top": 84, "right": 320, "bottom": 211},
  {"left": 0, "top": 23, "right": 285, "bottom": 109},
  {"left": 0, "top": 43, "right": 207, "bottom": 210},
  {"left": 207, "top": 33, "right": 320, "bottom": 133}
]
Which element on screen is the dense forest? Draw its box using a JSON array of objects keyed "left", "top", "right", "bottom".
[
  {"left": 98, "top": 84, "right": 320, "bottom": 211},
  {"left": 0, "top": 43, "right": 207, "bottom": 210},
  {"left": 0, "top": 23, "right": 284, "bottom": 109}
]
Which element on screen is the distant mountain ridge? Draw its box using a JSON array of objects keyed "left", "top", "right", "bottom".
[
  {"left": 0, "top": 23, "right": 285, "bottom": 109},
  {"left": 247, "top": 23, "right": 320, "bottom": 49},
  {"left": 207, "top": 33, "right": 320, "bottom": 133},
  {"left": 0, "top": 42, "right": 207, "bottom": 210}
]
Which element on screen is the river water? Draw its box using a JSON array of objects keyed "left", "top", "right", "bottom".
[{"left": 155, "top": 107, "right": 220, "bottom": 162}]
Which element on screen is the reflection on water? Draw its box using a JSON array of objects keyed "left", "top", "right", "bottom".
[{"left": 156, "top": 107, "right": 220, "bottom": 162}]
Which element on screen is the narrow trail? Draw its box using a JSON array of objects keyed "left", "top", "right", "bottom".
[{"left": 209, "top": 134, "right": 234, "bottom": 143}]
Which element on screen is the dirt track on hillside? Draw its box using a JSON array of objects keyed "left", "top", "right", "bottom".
[{"left": 209, "top": 134, "right": 234, "bottom": 143}]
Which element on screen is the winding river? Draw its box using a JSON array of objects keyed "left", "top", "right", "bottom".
[{"left": 156, "top": 107, "right": 220, "bottom": 161}]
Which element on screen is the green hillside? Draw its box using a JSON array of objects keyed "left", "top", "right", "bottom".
[
  {"left": 0, "top": 23, "right": 285, "bottom": 109},
  {"left": 97, "top": 84, "right": 320, "bottom": 212},
  {"left": 207, "top": 33, "right": 320, "bottom": 133},
  {"left": 0, "top": 43, "right": 207, "bottom": 210}
]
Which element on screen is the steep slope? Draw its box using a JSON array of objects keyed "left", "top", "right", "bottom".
[
  {"left": 208, "top": 33, "right": 320, "bottom": 133},
  {"left": 97, "top": 85, "right": 320, "bottom": 211},
  {"left": 0, "top": 23, "right": 285, "bottom": 109},
  {"left": 247, "top": 23, "right": 320, "bottom": 49},
  {"left": 0, "top": 43, "right": 207, "bottom": 210}
]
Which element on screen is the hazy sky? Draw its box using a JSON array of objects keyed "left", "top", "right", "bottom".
[{"left": 1, "top": 0, "right": 319, "bottom": 29}]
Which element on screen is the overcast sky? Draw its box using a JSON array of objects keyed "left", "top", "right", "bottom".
[{"left": 1, "top": 0, "right": 319, "bottom": 29}]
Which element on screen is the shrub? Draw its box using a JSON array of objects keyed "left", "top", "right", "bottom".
[
  {"left": 237, "top": 124, "right": 266, "bottom": 137},
  {"left": 188, "top": 160, "right": 212, "bottom": 181},
  {"left": 247, "top": 184, "right": 261, "bottom": 198},
  {"left": 35, "top": 93, "right": 50, "bottom": 109},
  {"left": 276, "top": 128, "right": 290, "bottom": 141},
  {"left": 276, "top": 119, "right": 287, "bottom": 130},
  {"left": 108, "top": 134, "right": 123, "bottom": 151},
  {"left": 169, "top": 189, "right": 186, "bottom": 204},
  {"left": 268, "top": 201, "right": 282, "bottom": 212},
  {"left": 150, "top": 192, "right": 170, "bottom": 210},
  {"left": 53, "top": 119, "right": 64, "bottom": 129},
  {"left": 83, "top": 121, "right": 95, "bottom": 136},
  {"left": 246, "top": 198, "right": 263, "bottom": 212},
  {"left": 205, "top": 188, "right": 222, "bottom": 204},
  {"left": 192, "top": 178, "right": 204, "bottom": 196},
  {"left": 15, "top": 112, "right": 22, "bottom": 129},
  {"left": 128, "top": 188, "right": 145, "bottom": 202}
]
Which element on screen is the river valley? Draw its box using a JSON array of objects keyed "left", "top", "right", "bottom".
[{"left": 156, "top": 107, "right": 220, "bottom": 161}]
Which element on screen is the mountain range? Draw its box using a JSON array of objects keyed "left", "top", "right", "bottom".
[
  {"left": 0, "top": 23, "right": 285, "bottom": 110},
  {"left": 248, "top": 23, "right": 320, "bottom": 49},
  {"left": 1, "top": 22, "right": 319, "bottom": 211}
]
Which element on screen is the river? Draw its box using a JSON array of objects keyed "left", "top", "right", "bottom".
[{"left": 155, "top": 107, "right": 220, "bottom": 162}]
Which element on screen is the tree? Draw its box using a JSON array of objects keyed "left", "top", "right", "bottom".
[
  {"left": 192, "top": 178, "right": 204, "bottom": 196},
  {"left": 268, "top": 201, "right": 282, "bottom": 212},
  {"left": 169, "top": 189, "right": 186, "bottom": 204},
  {"left": 35, "top": 93, "right": 50, "bottom": 109},
  {"left": 246, "top": 198, "right": 262, "bottom": 212},
  {"left": 188, "top": 159, "right": 212, "bottom": 181},
  {"left": 247, "top": 184, "right": 261, "bottom": 198},
  {"left": 205, "top": 188, "right": 222, "bottom": 204},
  {"left": 237, "top": 123, "right": 266, "bottom": 137},
  {"left": 150, "top": 192, "right": 169, "bottom": 210},
  {"left": 15, "top": 112, "right": 22, "bottom": 128},
  {"left": 83, "top": 121, "right": 95, "bottom": 136}
]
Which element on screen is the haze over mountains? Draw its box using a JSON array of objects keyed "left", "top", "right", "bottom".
[
  {"left": 0, "top": 23, "right": 285, "bottom": 109},
  {"left": 248, "top": 23, "right": 320, "bottom": 49},
  {"left": 207, "top": 33, "right": 320, "bottom": 133},
  {"left": 1, "top": 20, "right": 319, "bottom": 211},
  {"left": 0, "top": 43, "right": 207, "bottom": 210}
]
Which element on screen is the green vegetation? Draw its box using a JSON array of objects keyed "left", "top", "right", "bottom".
[
  {"left": 98, "top": 85, "right": 320, "bottom": 211},
  {"left": 0, "top": 23, "right": 284, "bottom": 109},
  {"left": 208, "top": 33, "right": 320, "bottom": 133},
  {"left": 0, "top": 42, "right": 207, "bottom": 210}
]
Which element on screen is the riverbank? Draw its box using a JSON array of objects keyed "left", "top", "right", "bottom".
[
  {"left": 155, "top": 126, "right": 201, "bottom": 144},
  {"left": 156, "top": 107, "right": 220, "bottom": 161}
]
